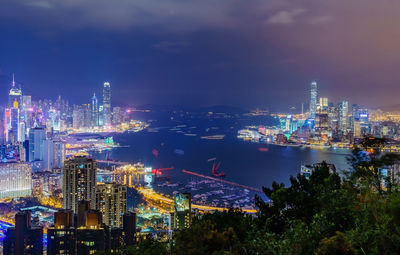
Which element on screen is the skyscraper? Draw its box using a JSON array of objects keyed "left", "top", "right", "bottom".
[
  {"left": 8, "top": 74, "right": 22, "bottom": 109},
  {"left": 63, "top": 156, "right": 97, "bottom": 212},
  {"left": 103, "top": 82, "right": 111, "bottom": 126},
  {"left": 338, "top": 101, "right": 349, "bottom": 132},
  {"left": 28, "top": 127, "right": 46, "bottom": 162},
  {"left": 95, "top": 183, "right": 127, "bottom": 228},
  {"left": 309, "top": 81, "right": 318, "bottom": 119},
  {"left": 91, "top": 94, "right": 99, "bottom": 127},
  {"left": 112, "top": 107, "right": 123, "bottom": 125}
]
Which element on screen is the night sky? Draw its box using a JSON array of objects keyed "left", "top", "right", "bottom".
[{"left": 1, "top": 0, "right": 400, "bottom": 111}]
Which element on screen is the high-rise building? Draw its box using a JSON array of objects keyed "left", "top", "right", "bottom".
[
  {"left": 52, "top": 140, "right": 65, "bottom": 169},
  {"left": 47, "top": 210, "right": 76, "bottom": 255},
  {"left": 8, "top": 74, "right": 22, "bottom": 109},
  {"left": 63, "top": 156, "right": 97, "bottom": 212},
  {"left": 0, "top": 162, "right": 32, "bottom": 198},
  {"left": 319, "top": 97, "right": 328, "bottom": 111},
  {"left": 103, "top": 82, "right": 112, "bottom": 126},
  {"left": 309, "top": 81, "right": 318, "bottom": 119},
  {"left": 91, "top": 94, "right": 99, "bottom": 127},
  {"left": 95, "top": 183, "right": 127, "bottom": 228},
  {"left": 338, "top": 101, "right": 349, "bottom": 132},
  {"left": 112, "top": 107, "right": 123, "bottom": 125},
  {"left": 43, "top": 139, "right": 65, "bottom": 171},
  {"left": 174, "top": 192, "right": 192, "bottom": 230},
  {"left": 3, "top": 211, "right": 43, "bottom": 255},
  {"left": 28, "top": 127, "right": 46, "bottom": 162},
  {"left": 9, "top": 102, "right": 20, "bottom": 143},
  {"left": 21, "top": 95, "right": 32, "bottom": 130},
  {"left": 17, "top": 121, "right": 25, "bottom": 142}
]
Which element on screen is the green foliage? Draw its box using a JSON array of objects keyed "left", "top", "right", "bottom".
[{"left": 102, "top": 137, "right": 400, "bottom": 255}]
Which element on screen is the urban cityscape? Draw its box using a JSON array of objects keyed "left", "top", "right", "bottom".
[{"left": 2, "top": 0, "right": 400, "bottom": 254}]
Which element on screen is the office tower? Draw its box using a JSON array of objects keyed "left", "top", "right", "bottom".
[
  {"left": 103, "top": 82, "right": 112, "bottom": 126},
  {"left": 359, "top": 109, "right": 369, "bottom": 123},
  {"left": 28, "top": 127, "right": 46, "bottom": 162},
  {"left": 17, "top": 121, "right": 25, "bottom": 142},
  {"left": 72, "top": 105, "right": 84, "bottom": 130},
  {"left": 285, "top": 115, "right": 292, "bottom": 132},
  {"left": 8, "top": 74, "right": 22, "bottom": 109},
  {"left": 0, "top": 162, "right": 32, "bottom": 198},
  {"left": 95, "top": 183, "right": 127, "bottom": 228},
  {"left": 354, "top": 120, "right": 361, "bottom": 138},
  {"left": 338, "top": 101, "right": 349, "bottom": 132},
  {"left": 43, "top": 139, "right": 54, "bottom": 171},
  {"left": 98, "top": 105, "right": 104, "bottom": 126},
  {"left": 309, "top": 81, "right": 318, "bottom": 119},
  {"left": 47, "top": 210, "right": 76, "bottom": 255},
  {"left": 123, "top": 212, "right": 137, "bottom": 246},
  {"left": 319, "top": 97, "right": 328, "bottom": 111},
  {"left": 352, "top": 104, "right": 359, "bottom": 121},
  {"left": 0, "top": 111, "right": 5, "bottom": 145},
  {"left": 63, "top": 156, "right": 97, "bottom": 212},
  {"left": 52, "top": 140, "right": 65, "bottom": 169},
  {"left": 21, "top": 95, "right": 32, "bottom": 130},
  {"left": 3, "top": 211, "right": 43, "bottom": 255},
  {"left": 112, "top": 107, "right": 122, "bottom": 125},
  {"left": 315, "top": 104, "right": 330, "bottom": 140},
  {"left": 43, "top": 139, "right": 65, "bottom": 171},
  {"left": 18, "top": 142, "right": 27, "bottom": 162},
  {"left": 48, "top": 108, "right": 61, "bottom": 131},
  {"left": 91, "top": 94, "right": 99, "bottom": 127},
  {"left": 174, "top": 192, "right": 192, "bottom": 230},
  {"left": 9, "top": 100, "right": 20, "bottom": 143},
  {"left": 82, "top": 104, "right": 91, "bottom": 128}
]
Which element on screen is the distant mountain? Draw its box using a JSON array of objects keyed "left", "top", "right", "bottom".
[
  {"left": 136, "top": 104, "right": 248, "bottom": 114},
  {"left": 377, "top": 104, "right": 400, "bottom": 112}
]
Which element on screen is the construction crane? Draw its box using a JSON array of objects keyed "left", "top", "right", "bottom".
[{"left": 211, "top": 160, "right": 225, "bottom": 177}]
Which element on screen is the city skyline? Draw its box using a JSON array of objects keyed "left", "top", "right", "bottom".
[{"left": 2, "top": 1, "right": 400, "bottom": 110}]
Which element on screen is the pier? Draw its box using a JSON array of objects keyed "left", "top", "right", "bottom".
[{"left": 182, "top": 169, "right": 263, "bottom": 193}]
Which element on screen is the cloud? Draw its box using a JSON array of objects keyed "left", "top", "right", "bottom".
[{"left": 267, "top": 9, "right": 305, "bottom": 25}]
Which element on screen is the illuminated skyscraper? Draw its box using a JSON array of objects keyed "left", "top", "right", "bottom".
[
  {"left": 103, "top": 82, "right": 112, "bottom": 126},
  {"left": 338, "top": 101, "right": 349, "bottom": 132},
  {"left": 91, "top": 94, "right": 99, "bottom": 127},
  {"left": 112, "top": 107, "right": 123, "bottom": 125},
  {"left": 309, "top": 81, "right": 318, "bottom": 119},
  {"left": 28, "top": 127, "right": 46, "bottom": 162},
  {"left": 8, "top": 74, "right": 22, "bottom": 109},
  {"left": 319, "top": 97, "right": 328, "bottom": 111},
  {"left": 9, "top": 100, "right": 20, "bottom": 143},
  {"left": 95, "top": 183, "right": 127, "bottom": 228},
  {"left": 63, "top": 156, "right": 97, "bottom": 212}
]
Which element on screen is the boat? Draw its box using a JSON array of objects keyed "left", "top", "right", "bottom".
[{"left": 200, "top": 135, "right": 225, "bottom": 140}]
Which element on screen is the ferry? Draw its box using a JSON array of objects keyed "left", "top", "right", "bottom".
[
  {"left": 200, "top": 135, "right": 225, "bottom": 140},
  {"left": 184, "top": 133, "right": 197, "bottom": 136}
]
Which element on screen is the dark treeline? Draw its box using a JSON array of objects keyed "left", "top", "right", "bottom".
[{"left": 98, "top": 137, "right": 400, "bottom": 255}]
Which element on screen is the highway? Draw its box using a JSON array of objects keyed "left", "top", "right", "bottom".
[{"left": 136, "top": 187, "right": 258, "bottom": 214}]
